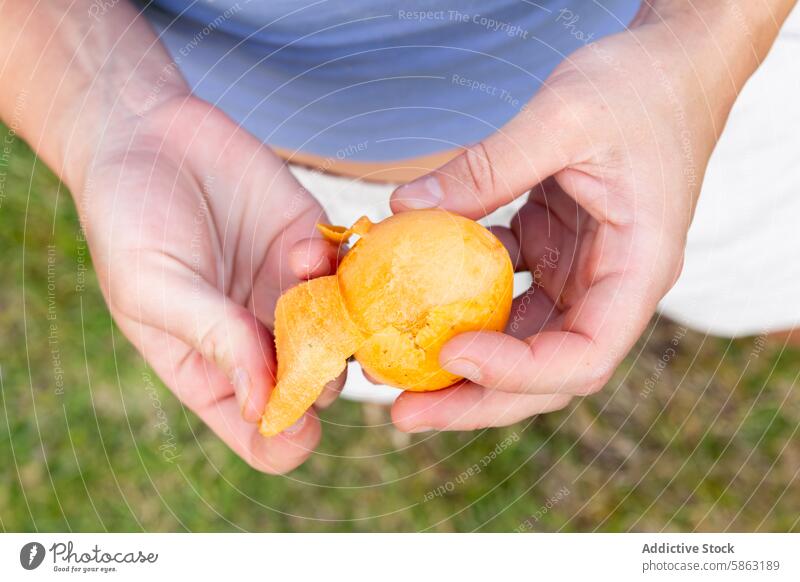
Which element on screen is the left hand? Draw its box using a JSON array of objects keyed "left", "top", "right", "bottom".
[
  {"left": 80, "top": 96, "right": 342, "bottom": 472},
  {"left": 388, "top": 8, "right": 747, "bottom": 432}
]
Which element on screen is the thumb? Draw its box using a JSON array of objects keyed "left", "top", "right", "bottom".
[
  {"left": 391, "top": 95, "right": 578, "bottom": 219},
  {"left": 109, "top": 258, "right": 275, "bottom": 423}
]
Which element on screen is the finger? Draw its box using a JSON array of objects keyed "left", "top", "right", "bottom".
[
  {"left": 529, "top": 177, "right": 588, "bottom": 234},
  {"left": 362, "top": 369, "right": 384, "bottom": 385},
  {"left": 511, "top": 197, "right": 581, "bottom": 307},
  {"left": 440, "top": 266, "right": 659, "bottom": 396},
  {"left": 439, "top": 330, "right": 593, "bottom": 395},
  {"left": 109, "top": 255, "right": 276, "bottom": 423},
  {"left": 506, "top": 282, "right": 561, "bottom": 339},
  {"left": 201, "top": 398, "right": 322, "bottom": 474},
  {"left": 487, "top": 225, "right": 525, "bottom": 271},
  {"left": 253, "top": 203, "right": 331, "bottom": 327},
  {"left": 116, "top": 316, "right": 318, "bottom": 473},
  {"left": 289, "top": 237, "right": 340, "bottom": 280},
  {"left": 315, "top": 369, "right": 347, "bottom": 409},
  {"left": 391, "top": 382, "right": 572, "bottom": 432},
  {"left": 391, "top": 89, "right": 579, "bottom": 218}
]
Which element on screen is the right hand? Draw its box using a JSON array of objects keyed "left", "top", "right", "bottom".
[{"left": 77, "top": 95, "right": 342, "bottom": 473}]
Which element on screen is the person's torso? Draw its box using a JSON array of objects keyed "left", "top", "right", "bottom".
[{"left": 144, "top": 0, "right": 639, "bottom": 171}]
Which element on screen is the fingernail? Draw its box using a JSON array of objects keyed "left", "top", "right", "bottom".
[
  {"left": 232, "top": 368, "right": 251, "bottom": 414},
  {"left": 282, "top": 414, "right": 306, "bottom": 435},
  {"left": 444, "top": 359, "right": 482, "bottom": 382},
  {"left": 409, "top": 426, "right": 434, "bottom": 433},
  {"left": 395, "top": 175, "right": 444, "bottom": 209}
]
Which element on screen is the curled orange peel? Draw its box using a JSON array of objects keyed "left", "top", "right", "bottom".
[{"left": 316, "top": 215, "right": 373, "bottom": 244}]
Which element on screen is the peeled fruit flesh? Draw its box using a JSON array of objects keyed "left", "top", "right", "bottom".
[{"left": 259, "top": 209, "right": 513, "bottom": 437}]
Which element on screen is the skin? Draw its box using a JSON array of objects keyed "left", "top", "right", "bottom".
[
  {"left": 1, "top": 1, "right": 344, "bottom": 474},
  {"left": 386, "top": 0, "right": 798, "bottom": 432},
  {"left": 1, "top": 1, "right": 796, "bottom": 470}
]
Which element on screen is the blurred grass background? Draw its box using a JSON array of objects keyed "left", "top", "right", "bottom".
[{"left": 1, "top": 124, "right": 798, "bottom": 532}]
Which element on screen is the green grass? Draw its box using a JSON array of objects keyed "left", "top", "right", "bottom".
[{"left": 1, "top": 124, "right": 798, "bottom": 532}]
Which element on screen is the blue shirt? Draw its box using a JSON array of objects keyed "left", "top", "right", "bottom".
[{"left": 145, "top": 0, "right": 638, "bottom": 161}]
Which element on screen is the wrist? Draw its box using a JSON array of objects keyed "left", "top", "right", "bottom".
[
  {"left": 634, "top": 0, "right": 794, "bottom": 79},
  {"left": 629, "top": 1, "right": 791, "bottom": 131},
  {"left": 63, "top": 78, "right": 191, "bottom": 197},
  {"left": 0, "top": 1, "right": 191, "bottom": 196}
]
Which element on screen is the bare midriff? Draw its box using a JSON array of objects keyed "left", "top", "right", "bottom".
[{"left": 272, "top": 146, "right": 461, "bottom": 184}]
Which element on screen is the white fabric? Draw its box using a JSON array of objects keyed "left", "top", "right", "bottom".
[{"left": 657, "top": 5, "right": 800, "bottom": 337}]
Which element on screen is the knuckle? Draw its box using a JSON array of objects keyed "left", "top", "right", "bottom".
[
  {"left": 197, "top": 325, "right": 222, "bottom": 368},
  {"left": 197, "top": 310, "right": 257, "bottom": 369},
  {"left": 197, "top": 324, "right": 231, "bottom": 371},
  {"left": 462, "top": 142, "right": 498, "bottom": 198}
]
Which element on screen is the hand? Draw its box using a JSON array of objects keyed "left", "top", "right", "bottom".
[
  {"left": 79, "top": 96, "right": 341, "bottom": 472},
  {"left": 388, "top": 11, "right": 744, "bottom": 431}
]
